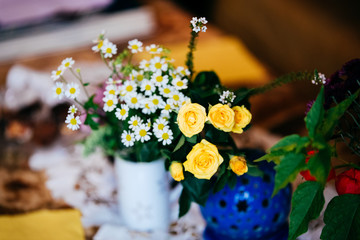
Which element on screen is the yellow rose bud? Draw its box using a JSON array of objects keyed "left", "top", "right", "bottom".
[
  {"left": 208, "top": 103, "right": 235, "bottom": 132},
  {"left": 169, "top": 162, "right": 184, "bottom": 181},
  {"left": 229, "top": 156, "right": 248, "bottom": 176},
  {"left": 183, "top": 139, "right": 224, "bottom": 180},
  {"left": 177, "top": 102, "right": 207, "bottom": 138},
  {"left": 231, "top": 105, "right": 252, "bottom": 134}
]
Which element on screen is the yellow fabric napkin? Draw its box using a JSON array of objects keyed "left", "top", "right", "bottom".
[
  {"left": 0, "top": 209, "right": 85, "bottom": 240},
  {"left": 138, "top": 36, "right": 270, "bottom": 88}
]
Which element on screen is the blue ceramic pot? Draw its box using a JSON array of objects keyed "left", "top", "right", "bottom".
[{"left": 200, "top": 149, "right": 292, "bottom": 240}]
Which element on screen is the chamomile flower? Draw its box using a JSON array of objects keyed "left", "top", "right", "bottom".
[
  {"left": 176, "top": 66, "right": 191, "bottom": 77},
  {"left": 125, "top": 92, "right": 143, "bottom": 109},
  {"left": 120, "top": 81, "right": 137, "bottom": 96},
  {"left": 65, "top": 82, "right": 80, "bottom": 99},
  {"left": 160, "top": 99, "right": 173, "bottom": 116},
  {"left": 139, "top": 59, "right": 151, "bottom": 71},
  {"left": 121, "top": 130, "right": 135, "bottom": 147},
  {"left": 150, "top": 56, "right": 168, "bottom": 72},
  {"left": 92, "top": 36, "right": 106, "bottom": 52},
  {"left": 53, "top": 82, "right": 65, "bottom": 99},
  {"left": 157, "top": 128, "right": 173, "bottom": 145},
  {"left": 140, "top": 80, "right": 156, "bottom": 96},
  {"left": 151, "top": 71, "right": 169, "bottom": 86},
  {"left": 106, "top": 77, "right": 121, "bottom": 85},
  {"left": 169, "top": 91, "right": 184, "bottom": 107},
  {"left": 149, "top": 95, "right": 165, "bottom": 110},
  {"left": 172, "top": 77, "right": 188, "bottom": 90},
  {"left": 146, "top": 44, "right": 163, "bottom": 54},
  {"left": 65, "top": 114, "right": 81, "bottom": 131},
  {"left": 130, "top": 70, "right": 146, "bottom": 82},
  {"left": 51, "top": 67, "right": 65, "bottom": 81},
  {"left": 68, "top": 105, "right": 78, "bottom": 114},
  {"left": 141, "top": 99, "right": 156, "bottom": 115},
  {"left": 61, "top": 58, "right": 75, "bottom": 69},
  {"left": 128, "top": 39, "right": 143, "bottom": 53},
  {"left": 158, "top": 85, "right": 175, "bottom": 98},
  {"left": 115, "top": 104, "right": 130, "bottom": 120},
  {"left": 128, "top": 115, "right": 143, "bottom": 130},
  {"left": 104, "top": 84, "right": 119, "bottom": 97},
  {"left": 101, "top": 40, "right": 117, "bottom": 58},
  {"left": 134, "top": 123, "right": 152, "bottom": 142},
  {"left": 153, "top": 118, "right": 169, "bottom": 135},
  {"left": 103, "top": 95, "right": 118, "bottom": 112}
]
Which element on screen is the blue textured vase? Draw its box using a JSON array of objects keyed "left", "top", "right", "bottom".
[{"left": 200, "top": 149, "right": 292, "bottom": 240}]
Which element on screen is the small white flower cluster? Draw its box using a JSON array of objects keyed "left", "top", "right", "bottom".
[
  {"left": 101, "top": 39, "right": 191, "bottom": 147},
  {"left": 219, "top": 90, "right": 236, "bottom": 105},
  {"left": 51, "top": 57, "right": 83, "bottom": 130},
  {"left": 92, "top": 34, "right": 117, "bottom": 58},
  {"left": 312, "top": 72, "right": 326, "bottom": 85},
  {"left": 190, "top": 17, "right": 207, "bottom": 33}
]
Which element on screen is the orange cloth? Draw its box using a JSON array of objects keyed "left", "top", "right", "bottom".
[{"left": 0, "top": 209, "right": 85, "bottom": 240}]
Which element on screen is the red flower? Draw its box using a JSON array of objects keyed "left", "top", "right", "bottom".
[
  {"left": 300, "top": 150, "right": 336, "bottom": 182},
  {"left": 335, "top": 168, "right": 360, "bottom": 195}
]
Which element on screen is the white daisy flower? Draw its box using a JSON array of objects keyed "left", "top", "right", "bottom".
[
  {"left": 92, "top": 38, "right": 106, "bottom": 52},
  {"left": 146, "top": 44, "right": 163, "bottom": 54},
  {"left": 51, "top": 66, "right": 65, "bottom": 81},
  {"left": 172, "top": 77, "right": 188, "bottom": 90},
  {"left": 65, "top": 82, "right": 80, "bottom": 99},
  {"left": 158, "top": 85, "right": 175, "bottom": 98},
  {"left": 121, "top": 130, "right": 135, "bottom": 147},
  {"left": 139, "top": 59, "right": 151, "bottom": 71},
  {"left": 61, "top": 57, "right": 75, "bottom": 69},
  {"left": 68, "top": 105, "right": 78, "bottom": 114},
  {"left": 134, "top": 123, "right": 152, "bottom": 142},
  {"left": 130, "top": 70, "right": 146, "bottom": 82},
  {"left": 151, "top": 71, "right": 169, "bottom": 86},
  {"left": 53, "top": 82, "right": 65, "bottom": 99},
  {"left": 101, "top": 40, "right": 117, "bottom": 58},
  {"left": 104, "top": 84, "right": 119, "bottom": 97},
  {"left": 141, "top": 98, "right": 157, "bottom": 115},
  {"left": 140, "top": 79, "right": 156, "bottom": 96},
  {"left": 120, "top": 81, "right": 137, "bottom": 95},
  {"left": 103, "top": 95, "right": 118, "bottom": 112},
  {"left": 128, "top": 115, "right": 143, "bottom": 130},
  {"left": 169, "top": 91, "right": 184, "bottom": 106},
  {"left": 153, "top": 118, "right": 169, "bottom": 135},
  {"left": 176, "top": 66, "right": 191, "bottom": 77},
  {"left": 149, "top": 95, "right": 165, "bottom": 109},
  {"left": 106, "top": 77, "right": 121, "bottom": 85},
  {"left": 150, "top": 56, "right": 168, "bottom": 72},
  {"left": 157, "top": 128, "right": 173, "bottom": 145},
  {"left": 65, "top": 114, "right": 81, "bottom": 131},
  {"left": 160, "top": 99, "right": 173, "bottom": 116},
  {"left": 128, "top": 39, "right": 143, "bottom": 54},
  {"left": 125, "top": 92, "right": 143, "bottom": 109},
  {"left": 115, "top": 104, "right": 129, "bottom": 120}
]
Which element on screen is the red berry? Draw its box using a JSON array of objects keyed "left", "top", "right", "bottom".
[{"left": 335, "top": 168, "right": 360, "bottom": 195}]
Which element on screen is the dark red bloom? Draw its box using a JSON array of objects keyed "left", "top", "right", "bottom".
[
  {"left": 300, "top": 150, "right": 336, "bottom": 182},
  {"left": 335, "top": 168, "right": 360, "bottom": 195}
]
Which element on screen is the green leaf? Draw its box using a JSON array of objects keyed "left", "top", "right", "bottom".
[
  {"left": 178, "top": 188, "right": 192, "bottom": 218},
  {"left": 270, "top": 134, "right": 305, "bottom": 152},
  {"left": 213, "top": 170, "right": 231, "bottom": 193},
  {"left": 289, "top": 181, "right": 325, "bottom": 240},
  {"left": 83, "top": 95, "right": 99, "bottom": 111},
  {"left": 321, "top": 194, "right": 360, "bottom": 240},
  {"left": 193, "top": 71, "right": 220, "bottom": 87},
  {"left": 308, "top": 146, "right": 331, "bottom": 185},
  {"left": 83, "top": 82, "right": 90, "bottom": 87},
  {"left": 205, "top": 126, "right": 229, "bottom": 144},
  {"left": 173, "top": 135, "right": 186, "bottom": 152},
  {"left": 273, "top": 152, "right": 306, "bottom": 195},
  {"left": 305, "top": 86, "right": 325, "bottom": 139},
  {"left": 181, "top": 172, "right": 212, "bottom": 206},
  {"left": 246, "top": 164, "right": 264, "bottom": 177},
  {"left": 186, "top": 135, "right": 197, "bottom": 144},
  {"left": 84, "top": 113, "right": 99, "bottom": 130},
  {"left": 320, "top": 89, "right": 360, "bottom": 140}
]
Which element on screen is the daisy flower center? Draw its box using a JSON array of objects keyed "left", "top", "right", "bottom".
[
  {"left": 162, "top": 132, "right": 169, "bottom": 140},
  {"left": 133, "top": 120, "right": 138, "bottom": 126},
  {"left": 139, "top": 129, "right": 147, "bottom": 137},
  {"left": 164, "top": 88, "right": 171, "bottom": 94},
  {"left": 173, "top": 95, "right": 180, "bottom": 101},
  {"left": 131, "top": 97, "right": 138, "bottom": 104},
  {"left": 126, "top": 85, "right": 133, "bottom": 92},
  {"left": 56, "top": 70, "right": 62, "bottom": 76},
  {"left": 70, "top": 88, "right": 76, "bottom": 94},
  {"left": 158, "top": 123, "right": 164, "bottom": 130},
  {"left": 56, "top": 88, "right": 62, "bottom": 94},
  {"left": 165, "top": 104, "right": 171, "bottom": 110},
  {"left": 65, "top": 62, "right": 70, "bottom": 67},
  {"left": 177, "top": 81, "right": 184, "bottom": 87},
  {"left": 120, "top": 109, "right": 127, "bottom": 115},
  {"left": 137, "top": 75, "right": 144, "bottom": 81},
  {"left": 107, "top": 100, "right": 114, "bottom": 106},
  {"left": 155, "top": 62, "right": 162, "bottom": 69},
  {"left": 109, "top": 90, "right": 115, "bottom": 95},
  {"left": 106, "top": 48, "right": 112, "bottom": 53},
  {"left": 145, "top": 85, "right": 151, "bottom": 91},
  {"left": 152, "top": 99, "right": 159, "bottom": 105},
  {"left": 97, "top": 41, "right": 103, "bottom": 49},
  {"left": 70, "top": 118, "right": 77, "bottom": 125},
  {"left": 156, "top": 76, "right": 163, "bottom": 82},
  {"left": 126, "top": 134, "right": 132, "bottom": 141},
  {"left": 132, "top": 45, "right": 139, "bottom": 50}
]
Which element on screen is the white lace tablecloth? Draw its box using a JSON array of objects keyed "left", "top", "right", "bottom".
[{"left": 29, "top": 143, "right": 205, "bottom": 240}]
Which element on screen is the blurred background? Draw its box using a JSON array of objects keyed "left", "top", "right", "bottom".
[{"left": 0, "top": 0, "right": 359, "bottom": 239}]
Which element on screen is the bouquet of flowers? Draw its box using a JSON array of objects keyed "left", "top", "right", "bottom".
[{"left": 255, "top": 60, "right": 360, "bottom": 240}]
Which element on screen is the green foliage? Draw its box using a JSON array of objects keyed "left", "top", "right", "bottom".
[
  {"left": 305, "top": 87, "right": 325, "bottom": 139},
  {"left": 321, "top": 194, "right": 360, "bottom": 240},
  {"left": 307, "top": 146, "right": 331, "bottom": 185},
  {"left": 289, "top": 181, "right": 325, "bottom": 240}
]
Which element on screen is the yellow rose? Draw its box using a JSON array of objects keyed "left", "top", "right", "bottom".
[
  {"left": 177, "top": 102, "right": 207, "bottom": 138},
  {"left": 169, "top": 162, "right": 184, "bottom": 181},
  {"left": 231, "top": 105, "right": 252, "bottom": 134},
  {"left": 208, "top": 103, "right": 235, "bottom": 132},
  {"left": 183, "top": 139, "right": 224, "bottom": 180},
  {"left": 229, "top": 156, "right": 248, "bottom": 176}
]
